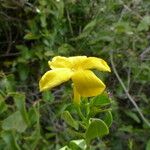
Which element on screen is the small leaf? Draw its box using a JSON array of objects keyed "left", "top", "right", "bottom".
[
  {"left": 3, "top": 74, "right": 15, "bottom": 93},
  {"left": 61, "top": 111, "right": 79, "bottom": 130},
  {"left": 125, "top": 111, "right": 140, "bottom": 123},
  {"left": 146, "top": 139, "right": 150, "bottom": 150},
  {"left": 27, "top": 103, "right": 41, "bottom": 150},
  {"left": 104, "top": 111, "right": 113, "bottom": 127},
  {"left": 114, "top": 22, "right": 132, "bottom": 34},
  {"left": 1, "top": 131, "right": 21, "bottom": 150},
  {"left": 119, "top": 125, "right": 133, "bottom": 133},
  {"left": 24, "top": 32, "right": 40, "bottom": 40},
  {"left": 73, "top": 20, "right": 97, "bottom": 40},
  {"left": 17, "top": 64, "right": 29, "bottom": 81},
  {"left": 70, "top": 139, "right": 87, "bottom": 150},
  {"left": 57, "top": 44, "right": 74, "bottom": 55},
  {"left": 0, "top": 94, "right": 7, "bottom": 114},
  {"left": 28, "top": 107, "right": 39, "bottom": 125},
  {"left": 55, "top": 0, "right": 64, "bottom": 19},
  {"left": 90, "top": 92, "right": 111, "bottom": 107},
  {"left": 2, "top": 111, "right": 27, "bottom": 133},
  {"left": 85, "top": 118, "right": 109, "bottom": 144},
  {"left": 83, "top": 20, "right": 97, "bottom": 32},
  {"left": 67, "top": 128, "right": 84, "bottom": 138},
  {"left": 42, "top": 91, "right": 54, "bottom": 102},
  {"left": 13, "top": 93, "right": 29, "bottom": 125},
  {"left": 59, "top": 146, "right": 71, "bottom": 150},
  {"left": 137, "top": 16, "right": 150, "bottom": 31}
]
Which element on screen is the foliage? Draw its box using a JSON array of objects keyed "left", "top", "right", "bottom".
[{"left": 0, "top": 0, "right": 150, "bottom": 149}]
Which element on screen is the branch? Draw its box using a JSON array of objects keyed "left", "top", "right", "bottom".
[{"left": 110, "top": 51, "right": 150, "bottom": 128}]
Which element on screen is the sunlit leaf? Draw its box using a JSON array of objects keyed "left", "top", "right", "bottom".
[
  {"left": 69, "top": 139, "right": 87, "bottom": 150},
  {"left": 104, "top": 111, "right": 113, "bottom": 127},
  {"left": 62, "top": 111, "right": 79, "bottom": 130},
  {"left": 125, "top": 111, "right": 140, "bottom": 123},
  {"left": 146, "top": 139, "right": 150, "bottom": 150},
  {"left": 0, "top": 94, "right": 7, "bottom": 114},
  {"left": 85, "top": 118, "right": 109, "bottom": 144},
  {"left": 1, "top": 131, "right": 21, "bottom": 150},
  {"left": 2, "top": 111, "right": 27, "bottom": 133},
  {"left": 138, "top": 16, "right": 150, "bottom": 31},
  {"left": 90, "top": 92, "right": 111, "bottom": 107},
  {"left": 24, "top": 33, "right": 40, "bottom": 40},
  {"left": 59, "top": 146, "right": 71, "bottom": 150},
  {"left": 42, "top": 91, "right": 54, "bottom": 102},
  {"left": 13, "top": 93, "right": 29, "bottom": 125}
]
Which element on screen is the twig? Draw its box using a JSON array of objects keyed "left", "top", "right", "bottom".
[
  {"left": 66, "top": 8, "right": 73, "bottom": 36},
  {"left": 110, "top": 51, "right": 150, "bottom": 128},
  {"left": 140, "top": 46, "right": 150, "bottom": 60},
  {"left": 127, "top": 67, "right": 131, "bottom": 92},
  {"left": 0, "top": 52, "right": 20, "bottom": 58},
  {"left": 0, "top": 12, "right": 22, "bottom": 22},
  {"left": 6, "top": 26, "right": 12, "bottom": 54},
  {"left": 123, "top": 4, "right": 142, "bottom": 19}
]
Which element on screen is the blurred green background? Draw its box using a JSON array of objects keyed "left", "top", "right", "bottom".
[{"left": 0, "top": 0, "right": 150, "bottom": 149}]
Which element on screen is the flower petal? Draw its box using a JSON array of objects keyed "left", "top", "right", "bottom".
[
  {"left": 39, "top": 68, "right": 73, "bottom": 91},
  {"left": 71, "top": 70, "right": 106, "bottom": 97},
  {"left": 49, "top": 56, "right": 72, "bottom": 69},
  {"left": 68, "top": 56, "right": 87, "bottom": 69},
  {"left": 81, "top": 57, "right": 111, "bottom": 72}
]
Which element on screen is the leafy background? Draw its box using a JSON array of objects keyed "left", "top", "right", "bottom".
[{"left": 0, "top": 0, "right": 150, "bottom": 149}]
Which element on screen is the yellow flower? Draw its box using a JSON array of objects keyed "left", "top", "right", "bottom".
[{"left": 39, "top": 56, "right": 111, "bottom": 104}]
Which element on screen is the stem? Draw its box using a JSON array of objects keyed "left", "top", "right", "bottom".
[
  {"left": 110, "top": 51, "right": 150, "bottom": 128},
  {"left": 76, "top": 105, "right": 86, "bottom": 121}
]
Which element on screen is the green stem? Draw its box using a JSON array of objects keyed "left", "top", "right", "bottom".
[{"left": 76, "top": 105, "right": 86, "bottom": 121}]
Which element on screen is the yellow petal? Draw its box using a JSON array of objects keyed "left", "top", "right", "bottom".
[
  {"left": 68, "top": 56, "right": 87, "bottom": 69},
  {"left": 73, "top": 84, "right": 81, "bottom": 105},
  {"left": 49, "top": 56, "right": 72, "bottom": 69},
  {"left": 71, "top": 70, "right": 106, "bottom": 97},
  {"left": 81, "top": 57, "right": 111, "bottom": 72},
  {"left": 39, "top": 68, "right": 73, "bottom": 91}
]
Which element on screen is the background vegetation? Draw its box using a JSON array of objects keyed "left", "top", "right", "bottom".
[{"left": 0, "top": 0, "right": 150, "bottom": 149}]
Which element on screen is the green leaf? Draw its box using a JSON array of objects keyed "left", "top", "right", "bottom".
[
  {"left": 114, "top": 22, "right": 132, "bottom": 34},
  {"left": 1, "top": 131, "right": 21, "bottom": 150},
  {"left": 146, "top": 139, "right": 150, "bottom": 150},
  {"left": 104, "top": 111, "right": 113, "bottom": 127},
  {"left": 13, "top": 93, "right": 29, "bottom": 125},
  {"left": 85, "top": 118, "right": 109, "bottom": 144},
  {"left": 61, "top": 111, "right": 79, "bottom": 130},
  {"left": 59, "top": 146, "right": 71, "bottom": 150},
  {"left": 0, "top": 94, "right": 7, "bottom": 114},
  {"left": 57, "top": 43, "right": 74, "bottom": 55},
  {"left": 74, "top": 20, "right": 97, "bottom": 40},
  {"left": 2, "top": 111, "right": 27, "bottom": 133},
  {"left": 54, "top": 0, "right": 64, "bottom": 19},
  {"left": 28, "top": 107, "right": 39, "bottom": 125},
  {"left": 27, "top": 129, "right": 41, "bottom": 150},
  {"left": 125, "top": 111, "right": 140, "bottom": 123},
  {"left": 70, "top": 139, "right": 87, "bottom": 150},
  {"left": 137, "top": 16, "right": 150, "bottom": 31},
  {"left": 27, "top": 103, "right": 41, "bottom": 150},
  {"left": 90, "top": 92, "right": 111, "bottom": 107},
  {"left": 42, "top": 91, "right": 54, "bottom": 102},
  {"left": 119, "top": 125, "right": 133, "bottom": 133},
  {"left": 17, "top": 64, "right": 29, "bottom": 81},
  {"left": 83, "top": 20, "right": 97, "bottom": 32},
  {"left": 24, "top": 33, "right": 40, "bottom": 40},
  {"left": 67, "top": 128, "right": 84, "bottom": 138},
  {"left": 2, "top": 74, "right": 15, "bottom": 93}
]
